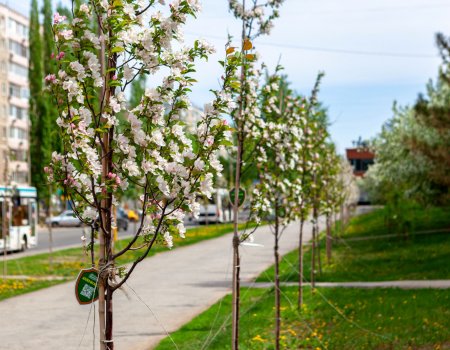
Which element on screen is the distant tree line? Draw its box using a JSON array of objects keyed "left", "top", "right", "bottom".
[{"left": 365, "top": 33, "right": 450, "bottom": 209}]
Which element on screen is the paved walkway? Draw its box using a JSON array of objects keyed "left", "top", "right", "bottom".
[
  {"left": 0, "top": 220, "right": 321, "bottom": 350},
  {"left": 246, "top": 280, "right": 450, "bottom": 289}
]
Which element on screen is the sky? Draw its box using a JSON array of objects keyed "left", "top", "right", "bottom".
[{"left": 7, "top": 0, "right": 450, "bottom": 153}]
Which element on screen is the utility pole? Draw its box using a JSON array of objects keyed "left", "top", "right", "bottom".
[
  {"left": 2, "top": 151, "right": 10, "bottom": 278},
  {"left": 48, "top": 183, "right": 53, "bottom": 270}
]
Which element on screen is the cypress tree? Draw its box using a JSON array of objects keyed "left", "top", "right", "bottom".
[
  {"left": 42, "top": 0, "right": 61, "bottom": 154},
  {"left": 42, "top": 0, "right": 55, "bottom": 76},
  {"left": 29, "top": 0, "right": 50, "bottom": 202}
]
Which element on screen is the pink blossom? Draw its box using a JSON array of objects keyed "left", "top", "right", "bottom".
[
  {"left": 53, "top": 12, "right": 67, "bottom": 24},
  {"left": 57, "top": 51, "right": 65, "bottom": 60},
  {"left": 45, "top": 74, "right": 56, "bottom": 83},
  {"left": 43, "top": 166, "right": 52, "bottom": 174},
  {"left": 59, "top": 30, "right": 73, "bottom": 40},
  {"left": 205, "top": 135, "right": 214, "bottom": 147}
]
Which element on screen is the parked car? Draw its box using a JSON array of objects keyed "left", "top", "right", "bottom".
[
  {"left": 92, "top": 208, "right": 129, "bottom": 232},
  {"left": 197, "top": 189, "right": 232, "bottom": 224},
  {"left": 46, "top": 210, "right": 82, "bottom": 227},
  {"left": 127, "top": 209, "right": 139, "bottom": 222},
  {"left": 116, "top": 208, "right": 129, "bottom": 231}
]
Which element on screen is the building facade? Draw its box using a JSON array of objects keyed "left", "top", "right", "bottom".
[
  {"left": 346, "top": 147, "right": 375, "bottom": 204},
  {"left": 345, "top": 148, "right": 374, "bottom": 178},
  {"left": 0, "top": 4, "right": 29, "bottom": 186},
  {"left": 180, "top": 103, "right": 203, "bottom": 133}
]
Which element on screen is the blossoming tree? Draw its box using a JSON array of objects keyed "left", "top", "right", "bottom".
[
  {"left": 46, "top": 1, "right": 240, "bottom": 348},
  {"left": 227, "top": 1, "right": 284, "bottom": 348},
  {"left": 293, "top": 72, "right": 324, "bottom": 307},
  {"left": 252, "top": 72, "right": 304, "bottom": 350}
]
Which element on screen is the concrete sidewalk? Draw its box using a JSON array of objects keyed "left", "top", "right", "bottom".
[{"left": 0, "top": 220, "right": 317, "bottom": 350}]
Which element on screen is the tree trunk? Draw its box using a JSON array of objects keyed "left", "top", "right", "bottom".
[
  {"left": 98, "top": 232, "right": 106, "bottom": 350},
  {"left": 231, "top": 138, "right": 243, "bottom": 350},
  {"left": 231, "top": 235, "right": 240, "bottom": 350},
  {"left": 48, "top": 185, "right": 53, "bottom": 271},
  {"left": 274, "top": 208, "right": 281, "bottom": 350},
  {"left": 105, "top": 284, "right": 114, "bottom": 349},
  {"left": 297, "top": 217, "right": 304, "bottom": 309},
  {"left": 98, "top": 16, "right": 116, "bottom": 349},
  {"left": 2, "top": 198, "right": 8, "bottom": 279},
  {"left": 231, "top": 2, "right": 248, "bottom": 346},
  {"left": 316, "top": 220, "right": 322, "bottom": 275},
  {"left": 311, "top": 220, "right": 316, "bottom": 289},
  {"left": 326, "top": 213, "right": 332, "bottom": 264}
]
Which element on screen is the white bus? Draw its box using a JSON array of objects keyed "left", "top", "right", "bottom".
[{"left": 0, "top": 186, "right": 38, "bottom": 252}]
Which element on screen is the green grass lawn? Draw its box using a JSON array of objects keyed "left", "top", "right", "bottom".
[
  {"left": 343, "top": 206, "right": 450, "bottom": 238},
  {"left": 0, "top": 222, "right": 254, "bottom": 300},
  {"left": 155, "top": 206, "right": 450, "bottom": 349},
  {"left": 257, "top": 207, "right": 450, "bottom": 283},
  {"left": 0, "top": 278, "right": 64, "bottom": 302},
  {"left": 155, "top": 286, "right": 450, "bottom": 350}
]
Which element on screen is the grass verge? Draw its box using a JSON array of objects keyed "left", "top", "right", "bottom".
[
  {"left": 257, "top": 207, "right": 450, "bottom": 282},
  {"left": 0, "top": 222, "right": 254, "bottom": 300},
  {"left": 155, "top": 286, "right": 450, "bottom": 350},
  {"left": 0, "top": 279, "right": 63, "bottom": 302},
  {"left": 343, "top": 206, "right": 450, "bottom": 239}
]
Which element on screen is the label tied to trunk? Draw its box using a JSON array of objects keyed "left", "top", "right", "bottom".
[
  {"left": 75, "top": 268, "right": 99, "bottom": 305},
  {"left": 229, "top": 188, "right": 246, "bottom": 208}
]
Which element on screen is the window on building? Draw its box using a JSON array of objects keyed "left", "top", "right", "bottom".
[
  {"left": 10, "top": 148, "right": 27, "bottom": 162},
  {"left": 11, "top": 171, "right": 28, "bottom": 185},
  {"left": 9, "top": 83, "right": 28, "bottom": 99},
  {"left": 9, "top": 126, "right": 28, "bottom": 140},
  {"left": 350, "top": 158, "right": 374, "bottom": 172},
  {"left": 9, "top": 40, "right": 28, "bottom": 58},
  {"left": 9, "top": 105, "right": 28, "bottom": 120},
  {"left": 8, "top": 18, "right": 28, "bottom": 39},
  {"left": 9, "top": 62, "right": 28, "bottom": 78}
]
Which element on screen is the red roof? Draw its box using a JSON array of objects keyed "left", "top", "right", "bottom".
[{"left": 346, "top": 148, "right": 375, "bottom": 160}]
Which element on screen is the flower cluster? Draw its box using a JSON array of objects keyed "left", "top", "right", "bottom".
[
  {"left": 228, "top": 0, "right": 285, "bottom": 36},
  {"left": 251, "top": 72, "right": 306, "bottom": 225},
  {"left": 46, "top": 1, "right": 240, "bottom": 252}
]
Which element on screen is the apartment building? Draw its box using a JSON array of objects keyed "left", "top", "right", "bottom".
[
  {"left": 0, "top": 4, "right": 29, "bottom": 186},
  {"left": 180, "top": 104, "right": 203, "bottom": 133}
]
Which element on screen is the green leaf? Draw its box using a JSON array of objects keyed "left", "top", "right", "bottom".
[{"left": 111, "top": 46, "right": 125, "bottom": 53}]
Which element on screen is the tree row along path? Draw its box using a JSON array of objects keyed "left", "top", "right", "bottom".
[
  {"left": 0, "top": 219, "right": 323, "bottom": 350},
  {"left": 245, "top": 280, "right": 450, "bottom": 289}
]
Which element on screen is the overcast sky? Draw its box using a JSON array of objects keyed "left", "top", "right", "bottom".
[{"left": 8, "top": 0, "right": 450, "bottom": 152}]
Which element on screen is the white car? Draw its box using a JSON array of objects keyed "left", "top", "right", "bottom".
[
  {"left": 46, "top": 210, "right": 82, "bottom": 227},
  {"left": 197, "top": 189, "right": 232, "bottom": 224}
]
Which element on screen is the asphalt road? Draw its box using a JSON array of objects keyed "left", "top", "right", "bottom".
[
  {"left": 3, "top": 223, "right": 137, "bottom": 260},
  {"left": 36, "top": 225, "right": 134, "bottom": 251},
  {"left": 4, "top": 220, "right": 200, "bottom": 260}
]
